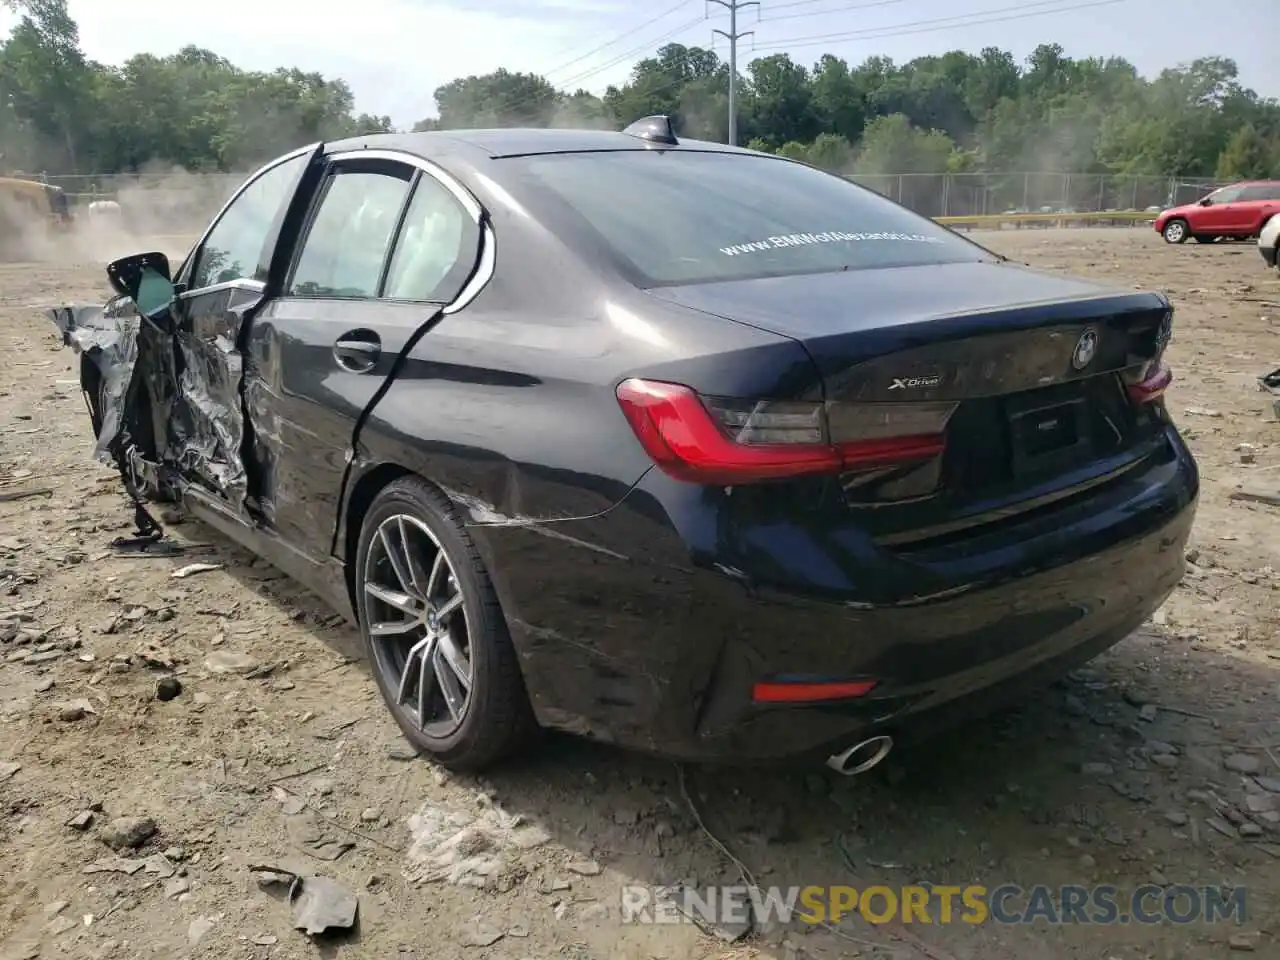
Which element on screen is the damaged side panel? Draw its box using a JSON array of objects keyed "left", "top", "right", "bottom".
[
  {"left": 169, "top": 282, "right": 267, "bottom": 504},
  {"left": 46, "top": 280, "right": 265, "bottom": 519}
]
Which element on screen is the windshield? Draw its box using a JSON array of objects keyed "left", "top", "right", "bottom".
[{"left": 513, "top": 150, "right": 989, "bottom": 286}]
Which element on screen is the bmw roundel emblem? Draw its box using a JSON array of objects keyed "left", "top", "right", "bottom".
[{"left": 1072, "top": 329, "right": 1098, "bottom": 371}]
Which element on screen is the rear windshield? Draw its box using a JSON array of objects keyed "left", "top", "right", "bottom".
[{"left": 513, "top": 150, "right": 988, "bottom": 286}]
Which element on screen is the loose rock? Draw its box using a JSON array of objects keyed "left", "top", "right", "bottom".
[
  {"left": 1224, "top": 754, "right": 1262, "bottom": 775},
  {"left": 1228, "top": 931, "right": 1260, "bottom": 952},
  {"left": 385, "top": 741, "right": 419, "bottom": 761},
  {"left": 54, "top": 699, "right": 94, "bottom": 721},
  {"left": 456, "top": 918, "right": 504, "bottom": 947},
  {"left": 187, "top": 915, "right": 216, "bottom": 946},
  {"left": 100, "top": 815, "right": 157, "bottom": 851}
]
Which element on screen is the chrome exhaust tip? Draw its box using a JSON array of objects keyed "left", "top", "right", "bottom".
[{"left": 825, "top": 735, "right": 894, "bottom": 776}]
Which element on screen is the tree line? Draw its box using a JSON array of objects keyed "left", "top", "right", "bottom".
[{"left": 2, "top": 0, "right": 1276, "bottom": 180}]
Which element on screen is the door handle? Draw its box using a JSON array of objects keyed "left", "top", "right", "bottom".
[{"left": 334, "top": 331, "right": 380, "bottom": 372}]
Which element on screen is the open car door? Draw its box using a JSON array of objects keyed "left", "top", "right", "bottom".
[{"left": 151, "top": 143, "right": 324, "bottom": 511}]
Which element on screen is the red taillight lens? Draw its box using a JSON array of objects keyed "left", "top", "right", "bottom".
[
  {"left": 752, "top": 678, "right": 878, "bottom": 703},
  {"left": 1126, "top": 362, "right": 1172, "bottom": 404},
  {"left": 615, "top": 378, "right": 951, "bottom": 485}
]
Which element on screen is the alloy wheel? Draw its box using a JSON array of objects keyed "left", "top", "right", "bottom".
[
  {"left": 362, "top": 513, "right": 473, "bottom": 738},
  {"left": 1163, "top": 221, "right": 1186, "bottom": 243}
]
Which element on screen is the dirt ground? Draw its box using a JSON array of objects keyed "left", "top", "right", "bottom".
[{"left": 1, "top": 227, "right": 1279, "bottom": 960}]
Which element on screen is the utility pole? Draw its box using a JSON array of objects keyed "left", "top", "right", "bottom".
[{"left": 708, "top": 0, "right": 758, "bottom": 147}]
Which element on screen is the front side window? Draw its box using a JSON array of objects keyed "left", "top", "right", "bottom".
[
  {"left": 190, "top": 153, "right": 306, "bottom": 290},
  {"left": 511, "top": 151, "right": 987, "bottom": 286},
  {"left": 1205, "top": 185, "right": 1244, "bottom": 205},
  {"left": 289, "top": 168, "right": 411, "bottom": 299},
  {"left": 383, "top": 177, "right": 472, "bottom": 302}
]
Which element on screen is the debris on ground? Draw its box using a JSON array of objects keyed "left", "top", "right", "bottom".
[
  {"left": 250, "top": 863, "right": 359, "bottom": 937},
  {"left": 171, "top": 562, "right": 223, "bottom": 579}
]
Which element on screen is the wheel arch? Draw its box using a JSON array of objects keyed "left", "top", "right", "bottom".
[
  {"left": 339, "top": 461, "right": 415, "bottom": 613},
  {"left": 337, "top": 462, "right": 519, "bottom": 635}
]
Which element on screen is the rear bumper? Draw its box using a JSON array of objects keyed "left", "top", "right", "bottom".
[{"left": 472, "top": 427, "right": 1198, "bottom": 764}]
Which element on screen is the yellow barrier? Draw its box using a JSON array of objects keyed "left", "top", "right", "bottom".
[{"left": 935, "top": 211, "right": 1156, "bottom": 226}]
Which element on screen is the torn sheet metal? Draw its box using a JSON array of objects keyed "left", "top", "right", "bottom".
[
  {"left": 45, "top": 298, "right": 180, "bottom": 545},
  {"left": 45, "top": 290, "right": 252, "bottom": 518},
  {"left": 47, "top": 300, "right": 138, "bottom": 462}
]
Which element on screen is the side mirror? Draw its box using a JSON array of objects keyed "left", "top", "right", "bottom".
[
  {"left": 1198, "top": 197, "right": 1212, "bottom": 206},
  {"left": 106, "top": 252, "right": 175, "bottom": 318}
]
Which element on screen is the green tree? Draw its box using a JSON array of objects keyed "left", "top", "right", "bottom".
[
  {"left": 807, "top": 133, "right": 853, "bottom": 171},
  {"left": 853, "top": 113, "right": 955, "bottom": 175},
  {"left": 776, "top": 141, "right": 810, "bottom": 161},
  {"left": 745, "top": 54, "right": 818, "bottom": 148},
  {"left": 1215, "top": 124, "right": 1272, "bottom": 179},
  {"left": 430, "top": 69, "right": 560, "bottom": 128},
  {"left": 0, "top": 0, "right": 92, "bottom": 169},
  {"left": 3, "top": 3, "right": 1277, "bottom": 182}
]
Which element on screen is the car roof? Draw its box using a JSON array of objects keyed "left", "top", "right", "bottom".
[{"left": 324, "top": 128, "right": 755, "bottom": 160}]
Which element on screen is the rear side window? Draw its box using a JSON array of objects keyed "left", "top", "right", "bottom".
[
  {"left": 513, "top": 151, "right": 986, "bottom": 286},
  {"left": 1239, "top": 184, "right": 1280, "bottom": 202},
  {"left": 383, "top": 177, "right": 473, "bottom": 302},
  {"left": 290, "top": 168, "right": 411, "bottom": 298}
]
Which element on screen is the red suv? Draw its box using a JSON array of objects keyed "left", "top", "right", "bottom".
[{"left": 1155, "top": 181, "right": 1280, "bottom": 244}]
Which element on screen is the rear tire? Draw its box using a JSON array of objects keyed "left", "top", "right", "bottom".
[
  {"left": 1162, "top": 219, "right": 1189, "bottom": 244},
  {"left": 354, "top": 476, "right": 536, "bottom": 771}
]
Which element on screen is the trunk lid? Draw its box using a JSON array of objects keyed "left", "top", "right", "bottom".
[{"left": 648, "top": 261, "right": 1173, "bottom": 543}]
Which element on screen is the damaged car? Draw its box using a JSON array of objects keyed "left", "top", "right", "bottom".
[{"left": 48, "top": 119, "right": 1198, "bottom": 773}]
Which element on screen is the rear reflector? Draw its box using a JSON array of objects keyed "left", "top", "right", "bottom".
[
  {"left": 615, "top": 378, "right": 949, "bottom": 485},
  {"left": 1126, "top": 363, "right": 1172, "bottom": 404},
  {"left": 752, "top": 678, "right": 878, "bottom": 703}
]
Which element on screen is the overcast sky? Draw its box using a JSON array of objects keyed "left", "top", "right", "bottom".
[{"left": 2, "top": 0, "right": 1274, "bottom": 128}]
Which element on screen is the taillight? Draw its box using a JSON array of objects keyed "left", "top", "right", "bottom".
[
  {"left": 1126, "top": 308, "right": 1174, "bottom": 404},
  {"left": 1126, "top": 362, "right": 1172, "bottom": 404},
  {"left": 752, "top": 677, "right": 878, "bottom": 703},
  {"left": 615, "top": 378, "right": 954, "bottom": 485}
]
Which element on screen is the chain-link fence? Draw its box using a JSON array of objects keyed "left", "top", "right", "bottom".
[
  {"left": 28, "top": 169, "right": 1227, "bottom": 226},
  {"left": 845, "top": 173, "right": 1223, "bottom": 219}
]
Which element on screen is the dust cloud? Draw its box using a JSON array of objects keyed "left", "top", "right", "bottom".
[{"left": 0, "top": 163, "right": 240, "bottom": 266}]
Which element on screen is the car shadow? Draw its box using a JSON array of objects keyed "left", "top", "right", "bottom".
[{"left": 185, "top": 518, "right": 1279, "bottom": 960}]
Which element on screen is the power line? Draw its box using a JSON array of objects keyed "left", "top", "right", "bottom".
[
  {"left": 540, "top": 0, "right": 697, "bottom": 79},
  {"left": 555, "top": 15, "right": 712, "bottom": 89},
  {"left": 761, "top": 0, "right": 907, "bottom": 23},
  {"left": 709, "top": 0, "right": 759, "bottom": 146},
  {"left": 444, "top": 0, "right": 1137, "bottom": 129},
  {"left": 753, "top": 0, "right": 1130, "bottom": 49}
]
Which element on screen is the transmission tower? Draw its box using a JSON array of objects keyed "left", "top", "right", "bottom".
[{"left": 708, "top": 0, "right": 758, "bottom": 146}]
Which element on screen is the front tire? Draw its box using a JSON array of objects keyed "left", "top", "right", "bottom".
[
  {"left": 1162, "top": 219, "right": 1189, "bottom": 244},
  {"left": 355, "top": 476, "right": 535, "bottom": 771}
]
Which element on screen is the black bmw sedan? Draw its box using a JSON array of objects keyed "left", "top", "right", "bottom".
[{"left": 49, "top": 117, "right": 1197, "bottom": 773}]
